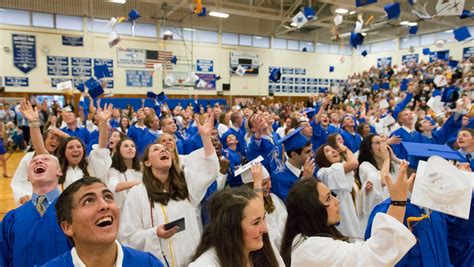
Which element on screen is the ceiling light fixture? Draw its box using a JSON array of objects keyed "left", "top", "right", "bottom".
[
  {"left": 290, "top": 22, "right": 297, "bottom": 27},
  {"left": 361, "top": 32, "right": 367, "bottom": 36},
  {"left": 209, "top": 11, "right": 229, "bottom": 18},
  {"left": 400, "top": 21, "right": 410, "bottom": 25},
  {"left": 349, "top": 11, "right": 356, "bottom": 15},
  {"left": 335, "top": 8, "right": 349, "bottom": 14},
  {"left": 107, "top": 0, "right": 126, "bottom": 4},
  {"left": 408, "top": 22, "right": 418, "bottom": 26}
]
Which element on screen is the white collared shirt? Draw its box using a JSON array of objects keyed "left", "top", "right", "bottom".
[
  {"left": 71, "top": 240, "right": 124, "bottom": 267},
  {"left": 285, "top": 160, "right": 302, "bottom": 178},
  {"left": 401, "top": 126, "right": 415, "bottom": 134}
]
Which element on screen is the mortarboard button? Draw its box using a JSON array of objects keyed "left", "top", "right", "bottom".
[
  {"left": 85, "top": 78, "right": 104, "bottom": 99},
  {"left": 384, "top": 2, "right": 401, "bottom": 20},
  {"left": 453, "top": 26, "right": 472, "bottom": 42},
  {"left": 361, "top": 50, "right": 368, "bottom": 57},
  {"left": 277, "top": 126, "right": 309, "bottom": 152},
  {"left": 422, "top": 48, "right": 431, "bottom": 55},
  {"left": 128, "top": 9, "right": 141, "bottom": 21},
  {"left": 269, "top": 68, "right": 282, "bottom": 82},
  {"left": 94, "top": 64, "right": 112, "bottom": 79}
]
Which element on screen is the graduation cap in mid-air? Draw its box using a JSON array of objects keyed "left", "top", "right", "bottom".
[
  {"left": 453, "top": 26, "right": 472, "bottom": 42},
  {"left": 350, "top": 32, "right": 365, "bottom": 48},
  {"left": 422, "top": 48, "right": 431, "bottom": 55},
  {"left": 329, "top": 65, "right": 335, "bottom": 72},
  {"left": 269, "top": 68, "right": 282, "bottom": 83},
  {"left": 361, "top": 50, "right": 368, "bottom": 57},
  {"left": 128, "top": 9, "right": 141, "bottom": 21},
  {"left": 384, "top": 2, "right": 401, "bottom": 20},
  {"left": 409, "top": 25, "right": 418, "bottom": 35},
  {"left": 85, "top": 78, "right": 104, "bottom": 99}
]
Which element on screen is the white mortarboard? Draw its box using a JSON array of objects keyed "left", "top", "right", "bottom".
[
  {"left": 185, "top": 72, "right": 200, "bottom": 84},
  {"left": 434, "top": 74, "right": 448, "bottom": 87},
  {"left": 412, "top": 156, "right": 472, "bottom": 219},
  {"left": 57, "top": 80, "right": 73, "bottom": 91},
  {"left": 379, "top": 99, "right": 389, "bottom": 109},
  {"left": 107, "top": 17, "right": 118, "bottom": 28},
  {"left": 426, "top": 95, "right": 445, "bottom": 116},
  {"left": 235, "top": 65, "right": 247, "bottom": 77},
  {"left": 333, "top": 14, "right": 343, "bottom": 26},
  {"left": 234, "top": 156, "right": 270, "bottom": 184},
  {"left": 292, "top": 11, "right": 308, "bottom": 29},
  {"left": 436, "top": 0, "right": 465, "bottom": 16},
  {"left": 164, "top": 74, "right": 175, "bottom": 87},
  {"left": 354, "top": 21, "right": 363, "bottom": 33},
  {"left": 196, "top": 79, "right": 208, "bottom": 88}
]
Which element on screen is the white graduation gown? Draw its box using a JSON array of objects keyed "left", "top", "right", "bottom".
[
  {"left": 357, "top": 162, "right": 399, "bottom": 232},
  {"left": 290, "top": 213, "right": 416, "bottom": 267},
  {"left": 317, "top": 163, "right": 363, "bottom": 241},
  {"left": 106, "top": 168, "right": 143, "bottom": 210},
  {"left": 62, "top": 147, "right": 112, "bottom": 190},
  {"left": 189, "top": 239, "right": 285, "bottom": 266},
  {"left": 267, "top": 193, "right": 288, "bottom": 251},
  {"left": 119, "top": 148, "right": 219, "bottom": 267},
  {"left": 10, "top": 151, "right": 34, "bottom": 205}
]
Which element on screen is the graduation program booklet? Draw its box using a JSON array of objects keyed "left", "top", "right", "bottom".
[{"left": 412, "top": 157, "right": 472, "bottom": 219}]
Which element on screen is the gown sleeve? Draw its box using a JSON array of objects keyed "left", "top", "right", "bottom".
[
  {"left": 87, "top": 146, "right": 112, "bottom": 181},
  {"left": 10, "top": 152, "right": 34, "bottom": 204},
  {"left": 292, "top": 213, "right": 416, "bottom": 267},
  {"left": 317, "top": 163, "right": 353, "bottom": 192},
  {"left": 106, "top": 168, "right": 121, "bottom": 192},
  {"left": 119, "top": 184, "right": 164, "bottom": 260},
  {"left": 183, "top": 148, "right": 219, "bottom": 207}
]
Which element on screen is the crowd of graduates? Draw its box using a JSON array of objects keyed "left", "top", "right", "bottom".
[{"left": 1, "top": 56, "right": 473, "bottom": 266}]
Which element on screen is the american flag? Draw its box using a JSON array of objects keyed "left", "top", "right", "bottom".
[{"left": 146, "top": 50, "right": 173, "bottom": 70}]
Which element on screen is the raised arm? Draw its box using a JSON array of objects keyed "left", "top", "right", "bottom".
[
  {"left": 19, "top": 101, "right": 48, "bottom": 155},
  {"left": 340, "top": 144, "right": 359, "bottom": 173},
  {"left": 251, "top": 163, "right": 264, "bottom": 199},
  {"left": 96, "top": 103, "right": 113, "bottom": 149},
  {"left": 197, "top": 113, "right": 216, "bottom": 157},
  {"left": 384, "top": 161, "right": 415, "bottom": 223},
  {"left": 314, "top": 97, "right": 330, "bottom": 124}
]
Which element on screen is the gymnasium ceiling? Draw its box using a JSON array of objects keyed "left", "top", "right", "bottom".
[{"left": 1, "top": 0, "right": 473, "bottom": 44}]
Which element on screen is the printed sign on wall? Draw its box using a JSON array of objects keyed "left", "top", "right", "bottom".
[
  {"left": 196, "top": 60, "right": 214, "bottom": 72},
  {"left": 47, "top": 56, "right": 69, "bottom": 76},
  {"left": 62, "top": 36, "right": 83, "bottom": 46},
  {"left": 117, "top": 48, "right": 146, "bottom": 68},
  {"left": 401, "top": 54, "right": 419, "bottom": 64},
  {"left": 126, "top": 70, "right": 153, "bottom": 87},
  {"left": 463, "top": 47, "right": 474, "bottom": 60},
  {"left": 4, "top": 76, "right": 29, "bottom": 87},
  {"left": 12, "top": 34, "right": 37, "bottom": 74},
  {"left": 195, "top": 74, "right": 216, "bottom": 90},
  {"left": 377, "top": 57, "right": 392, "bottom": 68}
]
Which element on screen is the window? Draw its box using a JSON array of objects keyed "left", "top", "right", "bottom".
[
  {"left": 32, "top": 12, "right": 54, "bottom": 28},
  {"left": 56, "top": 15, "right": 83, "bottom": 31},
  {"left": 299, "top": 41, "right": 314, "bottom": 52},
  {"left": 87, "top": 18, "right": 109, "bottom": 33},
  {"left": 328, "top": 44, "right": 339, "bottom": 54},
  {"left": 239, "top": 34, "right": 252, "bottom": 46},
  {"left": 435, "top": 31, "right": 455, "bottom": 43},
  {"left": 287, "top": 39, "right": 299, "bottom": 51},
  {"left": 135, "top": 23, "right": 157, "bottom": 38},
  {"left": 400, "top": 36, "right": 420, "bottom": 49},
  {"left": 0, "top": 9, "right": 30, "bottom": 26},
  {"left": 116, "top": 21, "right": 132, "bottom": 35},
  {"left": 222, "top": 32, "right": 238, "bottom": 45},
  {"left": 420, "top": 33, "right": 436, "bottom": 46},
  {"left": 197, "top": 30, "right": 218, "bottom": 43},
  {"left": 316, "top": 43, "right": 329, "bottom": 53},
  {"left": 273, "top": 38, "right": 287, "bottom": 50},
  {"left": 253, "top": 36, "right": 270, "bottom": 48},
  {"left": 371, "top": 40, "right": 396, "bottom": 53},
  {"left": 340, "top": 45, "right": 353, "bottom": 56}
]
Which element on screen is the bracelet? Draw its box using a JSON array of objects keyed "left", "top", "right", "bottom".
[
  {"left": 30, "top": 119, "right": 40, "bottom": 128},
  {"left": 390, "top": 200, "right": 407, "bottom": 207},
  {"left": 254, "top": 188, "right": 264, "bottom": 192}
]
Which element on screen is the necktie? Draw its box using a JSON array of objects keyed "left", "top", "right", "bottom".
[
  {"left": 466, "top": 154, "right": 472, "bottom": 162},
  {"left": 36, "top": 195, "right": 46, "bottom": 216}
]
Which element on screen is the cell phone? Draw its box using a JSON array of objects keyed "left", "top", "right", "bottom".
[{"left": 163, "top": 217, "right": 185, "bottom": 233}]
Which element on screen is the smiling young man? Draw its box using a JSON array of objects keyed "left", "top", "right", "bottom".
[
  {"left": 42, "top": 177, "right": 163, "bottom": 267},
  {"left": 1, "top": 154, "right": 71, "bottom": 266}
]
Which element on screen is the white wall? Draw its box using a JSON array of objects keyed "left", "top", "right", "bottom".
[{"left": 0, "top": 23, "right": 352, "bottom": 97}]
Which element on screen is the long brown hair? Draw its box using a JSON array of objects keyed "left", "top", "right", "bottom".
[
  {"left": 141, "top": 143, "right": 189, "bottom": 206},
  {"left": 56, "top": 137, "right": 89, "bottom": 185},
  {"left": 191, "top": 187, "right": 280, "bottom": 267}
]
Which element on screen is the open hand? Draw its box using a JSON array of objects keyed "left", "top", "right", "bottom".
[
  {"left": 384, "top": 161, "right": 415, "bottom": 201},
  {"left": 19, "top": 101, "right": 39, "bottom": 122}
]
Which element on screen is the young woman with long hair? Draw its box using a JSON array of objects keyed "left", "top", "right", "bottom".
[
  {"left": 280, "top": 161, "right": 416, "bottom": 266},
  {"left": 190, "top": 164, "right": 284, "bottom": 266},
  {"left": 119, "top": 114, "right": 219, "bottom": 267},
  {"left": 106, "top": 137, "right": 142, "bottom": 210}
]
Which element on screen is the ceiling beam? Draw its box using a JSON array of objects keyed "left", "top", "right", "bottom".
[
  {"left": 165, "top": 0, "right": 188, "bottom": 18},
  {"left": 274, "top": 0, "right": 303, "bottom": 34}
]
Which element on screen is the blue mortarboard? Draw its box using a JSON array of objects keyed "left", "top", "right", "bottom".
[
  {"left": 269, "top": 68, "right": 282, "bottom": 82},
  {"left": 157, "top": 92, "right": 167, "bottom": 102},
  {"left": 449, "top": 60, "right": 459, "bottom": 68},
  {"left": 94, "top": 64, "right": 111, "bottom": 79},
  {"left": 422, "top": 48, "right": 431, "bottom": 55},
  {"left": 171, "top": 56, "right": 178, "bottom": 64},
  {"left": 216, "top": 75, "right": 221, "bottom": 80},
  {"left": 382, "top": 82, "right": 390, "bottom": 89},
  {"left": 454, "top": 26, "right": 472, "bottom": 42},
  {"left": 277, "top": 126, "right": 309, "bottom": 151},
  {"left": 460, "top": 9, "right": 471, "bottom": 19},
  {"left": 402, "top": 142, "right": 465, "bottom": 162},
  {"left": 302, "top": 47, "right": 308, "bottom": 52},
  {"left": 329, "top": 65, "right": 335, "bottom": 72},
  {"left": 76, "top": 83, "right": 85, "bottom": 93},
  {"left": 409, "top": 25, "right": 418, "bottom": 35},
  {"left": 147, "top": 91, "right": 157, "bottom": 99},
  {"left": 436, "top": 51, "right": 448, "bottom": 61},
  {"left": 441, "top": 86, "right": 459, "bottom": 103},
  {"left": 128, "top": 9, "right": 141, "bottom": 21},
  {"left": 197, "top": 7, "right": 206, "bottom": 17},
  {"left": 303, "top": 7, "right": 316, "bottom": 20},
  {"left": 361, "top": 50, "right": 368, "bottom": 57},
  {"left": 356, "top": 0, "right": 378, "bottom": 7},
  {"left": 408, "top": 0, "right": 415, "bottom": 5},
  {"left": 400, "top": 78, "right": 409, "bottom": 91},
  {"left": 350, "top": 32, "right": 364, "bottom": 48},
  {"left": 425, "top": 116, "right": 436, "bottom": 126},
  {"left": 384, "top": 2, "right": 400, "bottom": 20},
  {"left": 301, "top": 108, "right": 316, "bottom": 119},
  {"left": 373, "top": 83, "right": 380, "bottom": 90},
  {"left": 85, "top": 78, "right": 104, "bottom": 99}
]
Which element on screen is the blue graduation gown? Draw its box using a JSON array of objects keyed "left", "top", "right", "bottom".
[
  {"left": 221, "top": 127, "right": 247, "bottom": 158},
  {"left": 176, "top": 132, "right": 204, "bottom": 155},
  {"left": 446, "top": 193, "right": 474, "bottom": 267},
  {"left": 270, "top": 165, "right": 298, "bottom": 202},
  {"left": 40, "top": 244, "right": 164, "bottom": 267},
  {"left": 127, "top": 124, "right": 150, "bottom": 157},
  {"left": 61, "top": 127, "right": 91, "bottom": 149},
  {"left": 390, "top": 128, "right": 432, "bottom": 168},
  {"left": 246, "top": 133, "right": 282, "bottom": 171},
  {"left": 392, "top": 93, "right": 413, "bottom": 120},
  {"left": 1, "top": 199, "right": 71, "bottom": 267},
  {"left": 340, "top": 129, "right": 362, "bottom": 153},
  {"left": 365, "top": 199, "right": 452, "bottom": 267},
  {"left": 222, "top": 148, "right": 243, "bottom": 187},
  {"left": 310, "top": 122, "right": 340, "bottom": 152}
]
